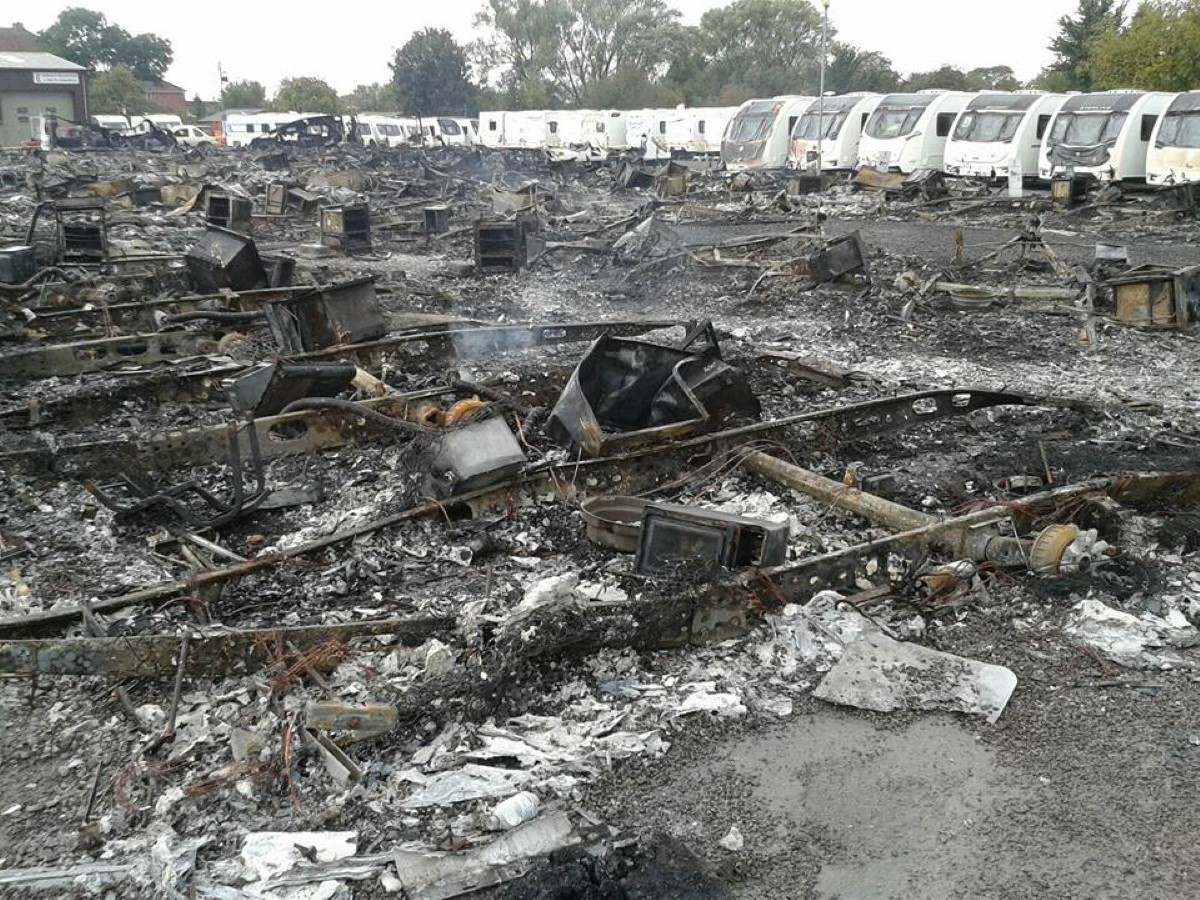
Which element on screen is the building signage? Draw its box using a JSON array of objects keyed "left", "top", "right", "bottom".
[{"left": 33, "top": 72, "right": 81, "bottom": 85}]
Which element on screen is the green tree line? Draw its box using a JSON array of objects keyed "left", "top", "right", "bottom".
[{"left": 41, "top": 0, "right": 1200, "bottom": 122}]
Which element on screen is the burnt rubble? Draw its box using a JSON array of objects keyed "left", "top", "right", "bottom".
[{"left": 0, "top": 142, "right": 1199, "bottom": 898}]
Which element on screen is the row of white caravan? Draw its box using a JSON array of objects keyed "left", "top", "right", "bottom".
[
  {"left": 478, "top": 108, "right": 738, "bottom": 158},
  {"left": 476, "top": 91, "right": 1200, "bottom": 185},
  {"left": 723, "top": 89, "right": 1200, "bottom": 185},
  {"left": 220, "top": 112, "right": 477, "bottom": 148}
]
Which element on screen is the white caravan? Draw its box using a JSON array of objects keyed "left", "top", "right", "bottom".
[
  {"left": 580, "top": 110, "right": 628, "bottom": 151},
  {"left": 722, "top": 96, "right": 815, "bottom": 170},
  {"left": 943, "top": 92, "right": 1066, "bottom": 180},
  {"left": 626, "top": 107, "right": 736, "bottom": 158},
  {"left": 788, "top": 93, "right": 882, "bottom": 171},
  {"left": 354, "top": 115, "right": 407, "bottom": 147},
  {"left": 433, "top": 117, "right": 471, "bottom": 145},
  {"left": 90, "top": 114, "right": 130, "bottom": 131},
  {"left": 1038, "top": 91, "right": 1173, "bottom": 182},
  {"left": 625, "top": 108, "right": 684, "bottom": 158},
  {"left": 857, "top": 91, "right": 972, "bottom": 173},
  {"left": 1145, "top": 92, "right": 1200, "bottom": 185},
  {"left": 478, "top": 111, "right": 546, "bottom": 149},
  {"left": 544, "top": 110, "right": 592, "bottom": 148}
]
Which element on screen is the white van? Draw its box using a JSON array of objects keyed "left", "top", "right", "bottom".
[
  {"left": 581, "top": 110, "right": 628, "bottom": 151},
  {"left": 1038, "top": 91, "right": 1173, "bottom": 182},
  {"left": 943, "top": 92, "right": 1066, "bottom": 180},
  {"left": 788, "top": 93, "right": 882, "bottom": 171},
  {"left": 1144, "top": 93, "right": 1200, "bottom": 185},
  {"left": 857, "top": 91, "right": 972, "bottom": 173},
  {"left": 723, "top": 96, "right": 815, "bottom": 170}
]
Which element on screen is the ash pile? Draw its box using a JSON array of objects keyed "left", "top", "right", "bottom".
[{"left": 0, "top": 141, "right": 1198, "bottom": 899}]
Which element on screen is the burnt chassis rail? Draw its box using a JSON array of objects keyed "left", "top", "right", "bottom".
[
  {"left": 0, "top": 318, "right": 688, "bottom": 381},
  {"left": 0, "top": 386, "right": 1078, "bottom": 480},
  {"left": 0, "top": 387, "right": 1103, "bottom": 637},
  {"left": 2, "top": 471, "right": 1197, "bottom": 668}
]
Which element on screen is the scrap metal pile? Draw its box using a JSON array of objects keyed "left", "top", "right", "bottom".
[{"left": 1, "top": 142, "right": 1198, "bottom": 898}]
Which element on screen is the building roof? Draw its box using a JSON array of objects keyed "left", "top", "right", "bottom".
[
  {"left": 138, "top": 79, "right": 186, "bottom": 94},
  {"left": 0, "top": 24, "right": 41, "bottom": 52},
  {"left": 0, "top": 51, "right": 85, "bottom": 71}
]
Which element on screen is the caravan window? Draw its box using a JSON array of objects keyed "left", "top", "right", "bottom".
[
  {"left": 548, "top": 121, "right": 558, "bottom": 134},
  {"left": 488, "top": 120, "right": 497, "bottom": 131},
  {"left": 1140, "top": 114, "right": 1158, "bottom": 141},
  {"left": 728, "top": 101, "right": 780, "bottom": 141},
  {"left": 864, "top": 106, "right": 925, "bottom": 140},
  {"left": 1156, "top": 112, "right": 1200, "bottom": 148},
  {"left": 595, "top": 121, "right": 605, "bottom": 132},
  {"left": 698, "top": 120, "right": 706, "bottom": 134},
  {"left": 1036, "top": 114, "right": 1050, "bottom": 139},
  {"left": 952, "top": 111, "right": 1022, "bottom": 143},
  {"left": 1049, "top": 111, "right": 1127, "bottom": 145},
  {"left": 793, "top": 111, "right": 849, "bottom": 140},
  {"left": 935, "top": 113, "right": 955, "bottom": 137},
  {"left": 658, "top": 120, "right": 667, "bottom": 134}
]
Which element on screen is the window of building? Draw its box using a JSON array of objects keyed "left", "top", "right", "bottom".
[{"left": 936, "top": 112, "right": 955, "bottom": 137}]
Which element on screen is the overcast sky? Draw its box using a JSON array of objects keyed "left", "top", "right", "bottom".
[{"left": 23, "top": 0, "right": 1084, "bottom": 99}]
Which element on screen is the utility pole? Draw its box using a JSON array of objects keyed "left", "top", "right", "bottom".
[{"left": 817, "top": 0, "right": 830, "bottom": 185}]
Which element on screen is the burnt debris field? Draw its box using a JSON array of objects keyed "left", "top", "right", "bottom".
[{"left": 1, "top": 145, "right": 1199, "bottom": 899}]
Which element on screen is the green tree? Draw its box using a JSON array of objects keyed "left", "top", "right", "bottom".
[
  {"left": 1038, "top": 0, "right": 1127, "bottom": 90},
  {"left": 965, "top": 66, "right": 1022, "bottom": 90},
  {"left": 693, "top": 0, "right": 829, "bottom": 100},
  {"left": 190, "top": 94, "right": 205, "bottom": 119},
  {"left": 473, "top": 0, "right": 567, "bottom": 107},
  {"left": 1088, "top": 1, "right": 1200, "bottom": 91},
  {"left": 826, "top": 44, "right": 899, "bottom": 94},
  {"left": 341, "top": 82, "right": 400, "bottom": 113},
  {"left": 273, "top": 77, "right": 341, "bottom": 114},
  {"left": 119, "top": 32, "right": 173, "bottom": 80},
  {"left": 552, "top": 0, "right": 679, "bottom": 104},
  {"left": 584, "top": 65, "right": 683, "bottom": 108},
  {"left": 901, "top": 65, "right": 970, "bottom": 92},
  {"left": 390, "top": 29, "right": 474, "bottom": 115},
  {"left": 88, "top": 65, "right": 148, "bottom": 115},
  {"left": 221, "top": 80, "right": 267, "bottom": 109},
  {"left": 39, "top": 7, "right": 172, "bottom": 79}
]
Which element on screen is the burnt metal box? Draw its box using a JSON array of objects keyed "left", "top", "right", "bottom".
[
  {"left": 54, "top": 198, "right": 107, "bottom": 265},
  {"left": 205, "top": 192, "right": 253, "bottom": 233},
  {"left": 228, "top": 361, "right": 357, "bottom": 416},
  {"left": 425, "top": 417, "right": 526, "bottom": 497},
  {"left": 634, "top": 502, "right": 788, "bottom": 577},
  {"left": 185, "top": 225, "right": 268, "bottom": 294},
  {"left": 806, "top": 231, "right": 868, "bottom": 284},
  {"left": 263, "top": 277, "right": 386, "bottom": 352},
  {"left": 0, "top": 245, "right": 36, "bottom": 284},
  {"left": 475, "top": 216, "right": 531, "bottom": 272},
  {"left": 1107, "top": 264, "right": 1199, "bottom": 330},
  {"left": 287, "top": 188, "right": 321, "bottom": 215},
  {"left": 423, "top": 205, "right": 450, "bottom": 234},
  {"left": 320, "top": 204, "right": 371, "bottom": 251},
  {"left": 1051, "top": 176, "right": 1088, "bottom": 207},
  {"left": 264, "top": 183, "right": 291, "bottom": 216}
]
